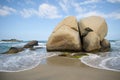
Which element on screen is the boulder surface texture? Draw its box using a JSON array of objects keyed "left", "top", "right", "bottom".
[
  {"left": 47, "top": 16, "right": 110, "bottom": 52},
  {"left": 47, "top": 16, "right": 82, "bottom": 51}
]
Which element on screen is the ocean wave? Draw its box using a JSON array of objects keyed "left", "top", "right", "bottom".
[
  {"left": 0, "top": 42, "right": 46, "bottom": 53},
  {"left": 99, "top": 57, "right": 120, "bottom": 70},
  {"left": 80, "top": 53, "right": 120, "bottom": 72},
  {"left": 0, "top": 41, "right": 19, "bottom": 44},
  {"left": 34, "top": 43, "right": 46, "bottom": 49},
  {"left": 0, "top": 49, "right": 56, "bottom": 72},
  {"left": 12, "top": 43, "right": 26, "bottom": 47}
]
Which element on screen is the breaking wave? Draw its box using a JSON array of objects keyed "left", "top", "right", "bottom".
[
  {"left": 80, "top": 40, "right": 120, "bottom": 72},
  {"left": 0, "top": 41, "right": 57, "bottom": 72},
  {"left": 0, "top": 49, "right": 56, "bottom": 72}
]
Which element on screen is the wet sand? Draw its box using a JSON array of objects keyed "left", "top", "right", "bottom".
[{"left": 0, "top": 56, "right": 120, "bottom": 80}]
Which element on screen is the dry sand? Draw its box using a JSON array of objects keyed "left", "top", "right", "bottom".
[{"left": 0, "top": 56, "right": 120, "bottom": 80}]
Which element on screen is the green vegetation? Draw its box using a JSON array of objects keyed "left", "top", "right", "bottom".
[
  {"left": 72, "top": 55, "right": 83, "bottom": 58},
  {"left": 58, "top": 52, "right": 88, "bottom": 59}
]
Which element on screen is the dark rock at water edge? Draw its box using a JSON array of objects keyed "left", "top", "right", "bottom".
[
  {"left": 5, "top": 40, "right": 39, "bottom": 54},
  {"left": 100, "top": 39, "right": 111, "bottom": 52},
  {"left": 6, "top": 47, "right": 24, "bottom": 54},
  {"left": 24, "top": 40, "right": 38, "bottom": 48}
]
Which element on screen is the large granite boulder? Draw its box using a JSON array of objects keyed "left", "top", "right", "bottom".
[
  {"left": 47, "top": 16, "right": 82, "bottom": 51},
  {"left": 47, "top": 16, "right": 110, "bottom": 52},
  {"left": 83, "top": 32, "right": 101, "bottom": 52},
  {"left": 79, "top": 16, "right": 108, "bottom": 41},
  {"left": 100, "top": 39, "right": 111, "bottom": 52},
  {"left": 7, "top": 47, "right": 24, "bottom": 54},
  {"left": 24, "top": 40, "right": 38, "bottom": 48}
]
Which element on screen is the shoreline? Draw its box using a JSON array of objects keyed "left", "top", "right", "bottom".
[{"left": 0, "top": 56, "right": 120, "bottom": 80}]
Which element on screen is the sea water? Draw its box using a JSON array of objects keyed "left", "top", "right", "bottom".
[
  {"left": 0, "top": 41, "right": 57, "bottom": 72},
  {"left": 80, "top": 40, "right": 120, "bottom": 72},
  {"left": 0, "top": 40, "right": 120, "bottom": 72}
]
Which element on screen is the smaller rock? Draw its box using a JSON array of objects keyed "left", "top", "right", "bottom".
[
  {"left": 7, "top": 47, "right": 24, "bottom": 54},
  {"left": 7, "top": 47, "right": 18, "bottom": 53},
  {"left": 100, "top": 39, "right": 111, "bottom": 52},
  {"left": 24, "top": 40, "right": 38, "bottom": 48},
  {"left": 17, "top": 48, "right": 24, "bottom": 52}
]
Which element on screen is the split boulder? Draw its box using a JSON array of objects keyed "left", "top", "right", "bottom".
[{"left": 47, "top": 16, "right": 82, "bottom": 51}]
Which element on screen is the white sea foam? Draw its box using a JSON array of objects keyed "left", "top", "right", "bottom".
[
  {"left": 0, "top": 49, "right": 56, "bottom": 72},
  {"left": 0, "top": 41, "right": 51, "bottom": 72},
  {"left": 80, "top": 54, "right": 103, "bottom": 69},
  {"left": 0, "top": 41, "right": 20, "bottom": 44},
  {"left": 80, "top": 40, "right": 120, "bottom": 72},
  {"left": 12, "top": 43, "right": 26, "bottom": 47},
  {"left": 80, "top": 54, "right": 120, "bottom": 72},
  {"left": 99, "top": 57, "right": 120, "bottom": 71},
  {"left": 38, "top": 43, "right": 46, "bottom": 47},
  {"left": 0, "top": 41, "right": 13, "bottom": 44}
]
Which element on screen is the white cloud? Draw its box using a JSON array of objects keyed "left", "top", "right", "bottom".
[
  {"left": 25, "top": 0, "right": 36, "bottom": 5},
  {"left": 107, "top": 0, "right": 120, "bottom": 3},
  {"left": 71, "top": 2, "right": 84, "bottom": 13},
  {"left": 7, "top": 0, "right": 36, "bottom": 5},
  {"left": 107, "top": 12, "right": 120, "bottom": 19},
  {"left": 20, "top": 8, "right": 37, "bottom": 18},
  {"left": 77, "top": 11, "right": 120, "bottom": 20},
  {"left": 38, "top": 3, "right": 62, "bottom": 19},
  {"left": 59, "top": 0, "right": 84, "bottom": 13},
  {"left": 77, "top": 11, "right": 104, "bottom": 18},
  {"left": 59, "top": 0, "right": 70, "bottom": 13},
  {"left": 20, "top": 3, "right": 62, "bottom": 19},
  {"left": 0, "top": 6, "right": 16, "bottom": 16},
  {"left": 80, "top": 0, "right": 101, "bottom": 5}
]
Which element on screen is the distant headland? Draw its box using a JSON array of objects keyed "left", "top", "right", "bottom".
[{"left": 0, "top": 39, "right": 23, "bottom": 42}]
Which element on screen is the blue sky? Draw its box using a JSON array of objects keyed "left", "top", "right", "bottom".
[{"left": 0, "top": 0, "right": 120, "bottom": 40}]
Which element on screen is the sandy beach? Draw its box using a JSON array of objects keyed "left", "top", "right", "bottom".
[{"left": 0, "top": 56, "right": 120, "bottom": 80}]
